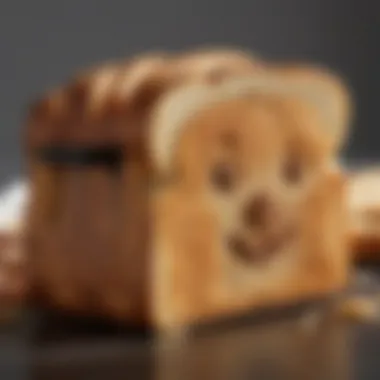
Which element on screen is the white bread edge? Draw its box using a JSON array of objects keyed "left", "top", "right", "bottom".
[{"left": 149, "top": 73, "right": 346, "bottom": 174}]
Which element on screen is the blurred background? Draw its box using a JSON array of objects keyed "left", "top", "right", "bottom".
[{"left": 0, "top": 0, "right": 379, "bottom": 186}]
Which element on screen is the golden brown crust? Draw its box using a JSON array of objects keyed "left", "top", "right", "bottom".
[
  {"left": 26, "top": 48, "right": 263, "bottom": 150},
  {"left": 170, "top": 47, "right": 263, "bottom": 84},
  {"left": 0, "top": 232, "right": 26, "bottom": 314}
]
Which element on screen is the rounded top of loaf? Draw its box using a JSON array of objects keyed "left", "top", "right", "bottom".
[
  {"left": 149, "top": 69, "right": 352, "bottom": 175},
  {"left": 268, "top": 62, "right": 353, "bottom": 152},
  {"left": 25, "top": 47, "right": 261, "bottom": 150}
]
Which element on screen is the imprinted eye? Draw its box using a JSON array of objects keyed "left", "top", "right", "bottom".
[
  {"left": 210, "top": 162, "right": 235, "bottom": 192},
  {"left": 283, "top": 154, "right": 303, "bottom": 185}
]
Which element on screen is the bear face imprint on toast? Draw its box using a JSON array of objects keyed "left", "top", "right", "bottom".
[{"left": 169, "top": 95, "right": 329, "bottom": 265}]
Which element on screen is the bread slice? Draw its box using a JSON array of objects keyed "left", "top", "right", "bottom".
[
  {"left": 149, "top": 77, "right": 350, "bottom": 331},
  {"left": 348, "top": 167, "right": 380, "bottom": 260}
]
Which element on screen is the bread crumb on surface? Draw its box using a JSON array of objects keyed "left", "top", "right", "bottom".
[{"left": 333, "top": 295, "right": 380, "bottom": 323}]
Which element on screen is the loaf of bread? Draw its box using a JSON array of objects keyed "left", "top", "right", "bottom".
[
  {"left": 20, "top": 48, "right": 352, "bottom": 331},
  {"left": 348, "top": 167, "right": 380, "bottom": 260}
]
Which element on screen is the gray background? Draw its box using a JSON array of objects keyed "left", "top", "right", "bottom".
[{"left": 0, "top": 0, "right": 379, "bottom": 185}]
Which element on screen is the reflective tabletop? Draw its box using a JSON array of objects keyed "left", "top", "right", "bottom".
[{"left": 1, "top": 266, "right": 380, "bottom": 380}]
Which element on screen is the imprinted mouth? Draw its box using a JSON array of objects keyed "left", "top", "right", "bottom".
[{"left": 227, "top": 224, "right": 296, "bottom": 264}]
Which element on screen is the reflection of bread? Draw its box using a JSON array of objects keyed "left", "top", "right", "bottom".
[
  {"left": 155, "top": 318, "right": 349, "bottom": 380},
  {"left": 20, "top": 48, "right": 352, "bottom": 330},
  {"left": 348, "top": 168, "right": 380, "bottom": 260}
]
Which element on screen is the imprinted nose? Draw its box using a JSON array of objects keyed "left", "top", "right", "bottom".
[{"left": 242, "top": 193, "right": 273, "bottom": 228}]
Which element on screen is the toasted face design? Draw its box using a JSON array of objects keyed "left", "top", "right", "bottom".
[{"left": 169, "top": 95, "right": 331, "bottom": 265}]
